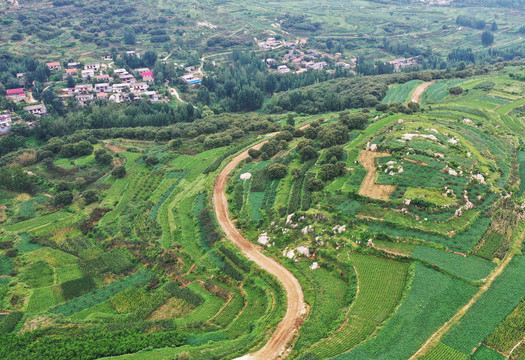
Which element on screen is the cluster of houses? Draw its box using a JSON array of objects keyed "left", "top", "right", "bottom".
[
  {"left": 56, "top": 65, "right": 159, "bottom": 105},
  {"left": 264, "top": 48, "right": 358, "bottom": 75},
  {"left": 389, "top": 57, "right": 418, "bottom": 72},
  {"left": 4, "top": 52, "right": 161, "bottom": 121}
]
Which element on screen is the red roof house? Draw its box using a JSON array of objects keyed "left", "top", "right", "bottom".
[
  {"left": 140, "top": 71, "right": 154, "bottom": 83},
  {"left": 6, "top": 88, "right": 26, "bottom": 100}
]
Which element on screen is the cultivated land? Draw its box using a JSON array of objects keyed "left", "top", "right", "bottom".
[{"left": 1, "top": 0, "right": 525, "bottom": 357}]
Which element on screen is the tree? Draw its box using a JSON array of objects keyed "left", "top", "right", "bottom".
[
  {"left": 306, "top": 178, "right": 324, "bottom": 191},
  {"left": 55, "top": 191, "right": 73, "bottom": 206},
  {"left": 0, "top": 165, "right": 33, "bottom": 192},
  {"left": 325, "top": 146, "right": 344, "bottom": 163},
  {"left": 143, "top": 50, "right": 158, "bottom": 67},
  {"left": 267, "top": 163, "right": 287, "bottom": 179},
  {"left": 82, "top": 189, "right": 99, "bottom": 204},
  {"left": 145, "top": 155, "right": 159, "bottom": 167},
  {"left": 196, "top": 86, "right": 211, "bottom": 105},
  {"left": 449, "top": 86, "right": 464, "bottom": 95},
  {"left": 248, "top": 149, "right": 261, "bottom": 158},
  {"left": 481, "top": 31, "right": 494, "bottom": 46},
  {"left": 299, "top": 145, "right": 318, "bottom": 163},
  {"left": 73, "top": 140, "right": 94, "bottom": 156},
  {"left": 66, "top": 75, "right": 76, "bottom": 88},
  {"left": 94, "top": 149, "right": 113, "bottom": 165},
  {"left": 286, "top": 114, "right": 295, "bottom": 127},
  {"left": 123, "top": 29, "right": 136, "bottom": 45},
  {"left": 112, "top": 165, "right": 127, "bottom": 178}
]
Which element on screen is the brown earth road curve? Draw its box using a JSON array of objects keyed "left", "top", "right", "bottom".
[
  {"left": 213, "top": 138, "right": 307, "bottom": 360},
  {"left": 411, "top": 81, "right": 434, "bottom": 103}
]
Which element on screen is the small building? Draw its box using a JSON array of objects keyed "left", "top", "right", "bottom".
[
  {"left": 277, "top": 65, "right": 291, "bottom": 74},
  {"left": 96, "top": 92, "right": 109, "bottom": 101},
  {"left": 113, "top": 68, "right": 128, "bottom": 76},
  {"left": 24, "top": 104, "right": 47, "bottom": 117},
  {"left": 180, "top": 74, "right": 201, "bottom": 85},
  {"left": 101, "top": 55, "right": 113, "bottom": 61},
  {"left": 16, "top": 73, "right": 25, "bottom": 83},
  {"left": 81, "top": 69, "right": 95, "bottom": 81},
  {"left": 67, "top": 62, "right": 81, "bottom": 69},
  {"left": 142, "top": 90, "right": 159, "bottom": 102},
  {"left": 75, "top": 84, "right": 93, "bottom": 93},
  {"left": 46, "top": 62, "right": 62, "bottom": 71},
  {"left": 76, "top": 93, "right": 94, "bottom": 106},
  {"left": 84, "top": 62, "right": 100, "bottom": 72},
  {"left": 63, "top": 68, "right": 79, "bottom": 79},
  {"left": 0, "top": 114, "right": 12, "bottom": 133},
  {"left": 134, "top": 67, "right": 150, "bottom": 74},
  {"left": 119, "top": 74, "right": 136, "bottom": 84},
  {"left": 94, "top": 83, "right": 111, "bottom": 93},
  {"left": 265, "top": 58, "right": 277, "bottom": 66},
  {"left": 95, "top": 74, "right": 111, "bottom": 82},
  {"left": 140, "top": 71, "right": 154, "bottom": 83},
  {"left": 130, "top": 82, "right": 148, "bottom": 93},
  {"left": 6, "top": 88, "right": 26, "bottom": 101},
  {"left": 112, "top": 84, "right": 129, "bottom": 93},
  {"left": 126, "top": 50, "right": 139, "bottom": 58},
  {"left": 184, "top": 65, "right": 196, "bottom": 73}
]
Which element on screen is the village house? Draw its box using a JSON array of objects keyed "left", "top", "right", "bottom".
[
  {"left": 140, "top": 71, "right": 154, "bottom": 83},
  {"left": 84, "top": 63, "right": 100, "bottom": 72},
  {"left": 16, "top": 73, "right": 25, "bottom": 84},
  {"left": 6, "top": 88, "right": 26, "bottom": 101},
  {"left": 24, "top": 104, "right": 47, "bottom": 117},
  {"left": 63, "top": 68, "right": 79, "bottom": 79},
  {"left": 94, "top": 83, "right": 111, "bottom": 93},
  {"left": 336, "top": 62, "right": 353, "bottom": 69},
  {"left": 76, "top": 93, "right": 94, "bottom": 106},
  {"left": 130, "top": 82, "right": 148, "bottom": 93},
  {"left": 82, "top": 69, "right": 95, "bottom": 81},
  {"left": 96, "top": 92, "right": 109, "bottom": 101},
  {"left": 142, "top": 91, "right": 159, "bottom": 102},
  {"left": 119, "top": 73, "right": 136, "bottom": 84},
  {"left": 126, "top": 50, "right": 139, "bottom": 58},
  {"left": 67, "top": 62, "right": 81, "bottom": 69},
  {"left": 46, "top": 62, "right": 62, "bottom": 71},
  {"left": 0, "top": 114, "right": 12, "bottom": 134},
  {"left": 181, "top": 74, "right": 201, "bottom": 85},
  {"left": 277, "top": 65, "right": 291, "bottom": 74},
  {"left": 60, "top": 88, "right": 75, "bottom": 97},
  {"left": 112, "top": 83, "right": 129, "bottom": 93},
  {"left": 265, "top": 58, "right": 277, "bottom": 66},
  {"left": 101, "top": 55, "right": 113, "bottom": 61},
  {"left": 184, "top": 65, "right": 196, "bottom": 73},
  {"left": 95, "top": 74, "right": 112, "bottom": 82},
  {"left": 75, "top": 84, "right": 93, "bottom": 93},
  {"left": 306, "top": 61, "right": 328, "bottom": 70},
  {"left": 134, "top": 68, "right": 150, "bottom": 74},
  {"left": 113, "top": 69, "right": 128, "bottom": 76},
  {"left": 108, "top": 93, "right": 127, "bottom": 103}
]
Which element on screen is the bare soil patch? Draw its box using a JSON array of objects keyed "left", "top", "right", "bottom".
[{"left": 358, "top": 150, "right": 396, "bottom": 201}]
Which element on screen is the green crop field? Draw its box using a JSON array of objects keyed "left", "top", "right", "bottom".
[
  {"left": 333, "top": 264, "right": 477, "bottom": 360},
  {"left": 442, "top": 256, "right": 525, "bottom": 355}
]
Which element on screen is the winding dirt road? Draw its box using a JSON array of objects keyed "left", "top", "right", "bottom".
[{"left": 213, "top": 139, "right": 307, "bottom": 360}]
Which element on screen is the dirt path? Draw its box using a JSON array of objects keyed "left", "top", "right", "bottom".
[
  {"left": 409, "top": 231, "right": 523, "bottom": 359},
  {"left": 358, "top": 150, "right": 395, "bottom": 201},
  {"left": 213, "top": 140, "right": 307, "bottom": 360},
  {"left": 411, "top": 81, "right": 434, "bottom": 103},
  {"left": 168, "top": 87, "right": 185, "bottom": 103}
]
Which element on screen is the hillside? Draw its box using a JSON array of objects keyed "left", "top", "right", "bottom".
[{"left": 1, "top": 0, "right": 525, "bottom": 359}]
